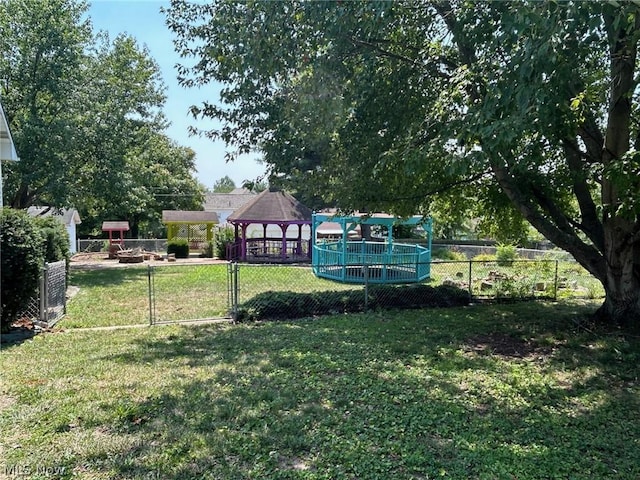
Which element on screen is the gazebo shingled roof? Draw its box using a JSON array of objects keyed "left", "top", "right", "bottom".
[
  {"left": 226, "top": 189, "right": 313, "bottom": 262},
  {"left": 228, "top": 188, "right": 312, "bottom": 223}
]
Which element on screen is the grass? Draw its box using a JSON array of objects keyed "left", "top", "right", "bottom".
[
  {"left": 66, "top": 262, "right": 601, "bottom": 329},
  {"left": 2, "top": 300, "right": 639, "bottom": 479},
  {"left": 66, "top": 265, "right": 363, "bottom": 328}
]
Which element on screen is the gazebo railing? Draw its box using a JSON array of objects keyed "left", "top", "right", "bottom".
[
  {"left": 313, "top": 240, "right": 431, "bottom": 284},
  {"left": 228, "top": 237, "right": 312, "bottom": 262}
]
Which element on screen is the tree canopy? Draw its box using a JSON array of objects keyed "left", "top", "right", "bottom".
[
  {"left": 212, "top": 175, "right": 236, "bottom": 193},
  {"left": 0, "top": 0, "right": 203, "bottom": 236},
  {"left": 166, "top": 0, "right": 640, "bottom": 326}
]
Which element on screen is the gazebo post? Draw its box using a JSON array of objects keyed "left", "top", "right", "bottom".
[
  {"left": 263, "top": 224, "right": 268, "bottom": 255},
  {"left": 280, "top": 223, "right": 287, "bottom": 260},
  {"left": 241, "top": 224, "right": 248, "bottom": 261}
]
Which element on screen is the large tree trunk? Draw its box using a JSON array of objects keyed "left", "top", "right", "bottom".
[
  {"left": 595, "top": 10, "right": 640, "bottom": 327},
  {"left": 596, "top": 248, "right": 640, "bottom": 327},
  {"left": 596, "top": 210, "right": 640, "bottom": 326}
]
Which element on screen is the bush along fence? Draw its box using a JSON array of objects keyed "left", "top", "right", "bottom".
[
  {"left": 14, "top": 260, "right": 68, "bottom": 327},
  {"left": 145, "top": 260, "right": 603, "bottom": 324}
]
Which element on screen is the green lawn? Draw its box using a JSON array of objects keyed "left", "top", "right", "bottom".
[
  {"left": 2, "top": 300, "right": 639, "bottom": 479},
  {"left": 65, "top": 262, "right": 602, "bottom": 329},
  {"left": 65, "top": 265, "right": 364, "bottom": 328}
]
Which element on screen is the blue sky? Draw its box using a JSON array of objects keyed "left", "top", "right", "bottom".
[{"left": 86, "top": 0, "right": 266, "bottom": 189}]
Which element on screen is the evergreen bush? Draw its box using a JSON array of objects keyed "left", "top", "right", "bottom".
[
  {"left": 167, "top": 239, "right": 190, "bottom": 258},
  {"left": 1, "top": 208, "right": 45, "bottom": 332},
  {"left": 34, "top": 215, "right": 71, "bottom": 268}
]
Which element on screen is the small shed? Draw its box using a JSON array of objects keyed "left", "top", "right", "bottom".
[
  {"left": 227, "top": 188, "right": 312, "bottom": 262},
  {"left": 102, "top": 221, "right": 130, "bottom": 247},
  {"left": 162, "top": 210, "right": 219, "bottom": 250},
  {"left": 27, "top": 206, "right": 82, "bottom": 253}
]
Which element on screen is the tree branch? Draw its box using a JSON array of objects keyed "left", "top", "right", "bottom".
[
  {"left": 563, "top": 138, "right": 605, "bottom": 252},
  {"left": 348, "top": 36, "right": 451, "bottom": 79}
]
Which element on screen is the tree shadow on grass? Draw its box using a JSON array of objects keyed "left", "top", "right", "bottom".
[{"left": 81, "top": 301, "right": 640, "bottom": 478}]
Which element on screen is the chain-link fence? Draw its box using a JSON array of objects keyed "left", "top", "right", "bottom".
[
  {"left": 14, "top": 260, "right": 67, "bottom": 327},
  {"left": 77, "top": 238, "right": 168, "bottom": 253},
  {"left": 146, "top": 259, "right": 603, "bottom": 324}
]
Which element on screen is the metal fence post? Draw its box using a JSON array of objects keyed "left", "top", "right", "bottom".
[
  {"left": 39, "top": 264, "right": 47, "bottom": 322},
  {"left": 147, "top": 264, "right": 153, "bottom": 325},
  {"left": 363, "top": 256, "right": 369, "bottom": 311},
  {"left": 233, "top": 262, "right": 239, "bottom": 321},
  {"left": 554, "top": 260, "right": 559, "bottom": 301},
  {"left": 468, "top": 261, "right": 473, "bottom": 299},
  {"left": 227, "top": 261, "right": 239, "bottom": 321}
]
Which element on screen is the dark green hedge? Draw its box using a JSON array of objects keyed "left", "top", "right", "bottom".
[
  {"left": 1, "top": 208, "right": 45, "bottom": 331},
  {"left": 1, "top": 208, "right": 72, "bottom": 331},
  {"left": 236, "top": 284, "right": 471, "bottom": 322},
  {"left": 34, "top": 215, "right": 71, "bottom": 269},
  {"left": 167, "top": 239, "right": 190, "bottom": 258}
]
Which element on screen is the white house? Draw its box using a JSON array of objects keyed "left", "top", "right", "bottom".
[
  {"left": 27, "top": 206, "right": 82, "bottom": 253},
  {"left": 1, "top": 99, "right": 20, "bottom": 207},
  {"left": 204, "top": 188, "right": 257, "bottom": 225}
]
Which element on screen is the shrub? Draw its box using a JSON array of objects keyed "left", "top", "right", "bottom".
[
  {"left": 1, "top": 208, "right": 45, "bottom": 332},
  {"left": 215, "top": 226, "right": 236, "bottom": 259},
  {"left": 235, "top": 284, "right": 470, "bottom": 321},
  {"left": 167, "top": 239, "right": 190, "bottom": 258},
  {"left": 496, "top": 244, "right": 519, "bottom": 266},
  {"left": 200, "top": 241, "right": 215, "bottom": 258},
  {"left": 472, "top": 253, "right": 496, "bottom": 262},
  {"left": 433, "top": 247, "right": 468, "bottom": 261},
  {"left": 33, "top": 215, "right": 71, "bottom": 267}
]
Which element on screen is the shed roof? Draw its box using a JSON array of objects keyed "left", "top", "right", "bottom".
[
  {"left": 102, "top": 221, "right": 130, "bottom": 231},
  {"left": 27, "top": 206, "right": 81, "bottom": 226},
  {"left": 227, "top": 189, "right": 312, "bottom": 224},
  {"left": 162, "top": 210, "right": 219, "bottom": 224}
]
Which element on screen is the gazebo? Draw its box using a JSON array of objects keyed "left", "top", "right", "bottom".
[
  {"left": 162, "top": 210, "right": 219, "bottom": 250},
  {"left": 312, "top": 212, "right": 433, "bottom": 284},
  {"left": 227, "top": 188, "right": 312, "bottom": 263}
]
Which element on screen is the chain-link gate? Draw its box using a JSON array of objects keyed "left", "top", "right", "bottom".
[
  {"left": 41, "top": 260, "right": 67, "bottom": 326},
  {"left": 148, "top": 263, "right": 234, "bottom": 325},
  {"left": 13, "top": 260, "right": 68, "bottom": 327}
]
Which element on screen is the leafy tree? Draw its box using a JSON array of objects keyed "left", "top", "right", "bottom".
[
  {"left": 166, "top": 1, "right": 640, "bottom": 327},
  {"left": 0, "top": 0, "right": 92, "bottom": 208},
  {"left": 0, "top": 0, "right": 203, "bottom": 239},
  {"left": 212, "top": 175, "right": 236, "bottom": 193},
  {"left": 243, "top": 178, "right": 268, "bottom": 194}
]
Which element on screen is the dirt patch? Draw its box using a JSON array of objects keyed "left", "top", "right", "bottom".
[
  {"left": 464, "top": 333, "right": 554, "bottom": 359},
  {"left": 70, "top": 252, "right": 225, "bottom": 270}
]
